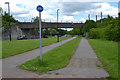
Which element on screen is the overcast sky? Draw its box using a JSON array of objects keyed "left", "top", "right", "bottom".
[{"left": 0, "top": 0, "right": 119, "bottom": 23}]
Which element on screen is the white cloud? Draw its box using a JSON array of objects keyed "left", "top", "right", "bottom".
[
  {"left": 61, "top": 2, "right": 101, "bottom": 16},
  {"left": 62, "top": 16, "right": 74, "bottom": 21},
  {"left": 61, "top": 2, "right": 118, "bottom": 18},
  {"left": 86, "top": 3, "right": 118, "bottom": 18},
  {"left": 62, "top": 0, "right": 119, "bottom": 2},
  {"left": 80, "top": 18, "right": 85, "bottom": 23},
  {"left": 0, "top": 0, "right": 118, "bottom": 22},
  {"left": 0, "top": 0, "right": 59, "bottom": 22}
]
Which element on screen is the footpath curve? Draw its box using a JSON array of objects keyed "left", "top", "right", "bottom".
[{"left": 2, "top": 36, "right": 77, "bottom": 78}]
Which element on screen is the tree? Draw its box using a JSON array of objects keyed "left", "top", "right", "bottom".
[
  {"left": 70, "top": 28, "right": 82, "bottom": 35},
  {"left": 31, "top": 16, "right": 39, "bottom": 22},
  {"left": 49, "top": 28, "right": 57, "bottom": 36},
  {"left": 82, "top": 20, "right": 96, "bottom": 33},
  {"left": 2, "top": 11, "right": 18, "bottom": 30},
  {"left": 118, "top": 13, "right": 120, "bottom": 41},
  {"left": 87, "top": 15, "right": 120, "bottom": 41},
  {"left": 59, "top": 29, "right": 67, "bottom": 36}
]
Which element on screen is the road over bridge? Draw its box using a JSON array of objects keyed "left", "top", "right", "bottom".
[
  {"left": 2, "top": 22, "right": 84, "bottom": 40},
  {"left": 17, "top": 22, "right": 84, "bottom": 28}
]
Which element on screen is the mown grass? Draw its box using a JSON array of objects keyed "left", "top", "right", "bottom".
[
  {"left": 118, "top": 41, "right": 120, "bottom": 79},
  {"left": 19, "top": 36, "right": 81, "bottom": 73},
  {"left": 2, "top": 37, "right": 71, "bottom": 59},
  {"left": 0, "top": 41, "right": 2, "bottom": 59},
  {"left": 88, "top": 39, "right": 118, "bottom": 79}
]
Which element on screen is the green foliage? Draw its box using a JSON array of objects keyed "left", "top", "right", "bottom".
[
  {"left": 59, "top": 29, "right": 67, "bottom": 36},
  {"left": 48, "top": 28, "right": 57, "bottom": 36},
  {"left": 88, "top": 26, "right": 119, "bottom": 41},
  {"left": 2, "top": 12, "right": 18, "bottom": 30},
  {"left": 88, "top": 28, "right": 100, "bottom": 39},
  {"left": 36, "top": 28, "right": 67, "bottom": 37},
  {"left": 86, "top": 15, "right": 120, "bottom": 41},
  {"left": 82, "top": 20, "right": 96, "bottom": 33},
  {"left": 19, "top": 37, "right": 81, "bottom": 73},
  {"left": 118, "top": 13, "right": 120, "bottom": 40},
  {"left": 31, "top": 16, "right": 39, "bottom": 22},
  {"left": 88, "top": 39, "right": 118, "bottom": 79},
  {"left": 68, "top": 28, "right": 83, "bottom": 35}
]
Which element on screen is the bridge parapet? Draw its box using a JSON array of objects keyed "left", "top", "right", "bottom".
[{"left": 16, "top": 22, "right": 84, "bottom": 28}]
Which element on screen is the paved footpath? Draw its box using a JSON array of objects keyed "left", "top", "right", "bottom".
[
  {"left": 2, "top": 36, "right": 76, "bottom": 78},
  {"left": 2, "top": 37, "right": 109, "bottom": 78},
  {"left": 48, "top": 37, "right": 109, "bottom": 78}
]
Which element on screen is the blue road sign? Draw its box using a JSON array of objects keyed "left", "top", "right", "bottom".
[
  {"left": 36, "top": 5, "right": 43, "bottom": 12},
  {"left": 36, "top": 5, "right": 43, "bottom": 61}
]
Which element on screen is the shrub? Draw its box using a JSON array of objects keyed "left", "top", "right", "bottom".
[
  {"left": 88, "top": 25, "right": 120, "bottom": 41},
  {"left": 88, "top": 28, "right": 100, "bottom": 39}
]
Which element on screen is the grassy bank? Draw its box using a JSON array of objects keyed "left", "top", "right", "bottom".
[
  {"left": 19, "top": 36, "right": 81, "bottom": 73},
  {"left": 0, "top": 41, "right": 1, "bottom": 59},
  {"left": 2, "top": 37, "right": 71, "bottom": 58},
  {"left": 88, "top": 39, "right": 118, "bottom": 79}
]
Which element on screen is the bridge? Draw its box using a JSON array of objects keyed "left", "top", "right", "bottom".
[
  {"left": 17, "top": 22, "right": 84, "bottom": 28},
  {"left": 2, "top": 22, "right": 84, "bottom": 40}
]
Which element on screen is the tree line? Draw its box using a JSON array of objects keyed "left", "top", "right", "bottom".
[{"left": 82, "top": 14, "right": 120, "bottom": 41}]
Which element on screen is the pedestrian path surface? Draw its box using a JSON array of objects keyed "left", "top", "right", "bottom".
[
  {"left": 2, "top": 36, "right": 76, "bottom": 78},
  {"left": 48, "top": 37, "right": 109, "bottom": 78}
]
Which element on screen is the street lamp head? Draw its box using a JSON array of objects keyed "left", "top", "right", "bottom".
[
  {"left": 5, "top": 2, "right": 9, "bottom": 4},
  {"left": 57, "top": 9, "right": 60, "bottom": 11}
]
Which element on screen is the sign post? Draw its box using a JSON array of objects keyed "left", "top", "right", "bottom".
[{"left": 36, "top": 5, "right": 43, "bottom": 61}]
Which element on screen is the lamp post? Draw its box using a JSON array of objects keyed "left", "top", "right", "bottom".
[
  {"left": 96, "top": 15, "right": 97, "bottom": 23},
  {"left": 5, "top": 2, "right": 11, "bottom": 41},
  {"left": 57, "top": 9, "right": 60, "bottom": 42},
  {"left": 88, "top": 14, "right": 90, "bottom": 20},
  {"left": 101, "top": 12, "right": 103, "bottom": 23}
]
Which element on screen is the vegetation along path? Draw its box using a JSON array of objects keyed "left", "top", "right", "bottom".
[
  {"left": 2, "top": 36, "right": 76, "bottom": 78},
  {"left": 48, "top": 37, "right": 109, "bottom": 78}
]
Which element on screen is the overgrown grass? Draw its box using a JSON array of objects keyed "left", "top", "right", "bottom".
[
  {"left": 19, "top": 36, "right": 81, "bottom": 73},
  {"left": 88, "top": 39, "right": 118, "bottom": 79},
  {"left": 2, "top": 37, "right": 71, "bottom": 58}
]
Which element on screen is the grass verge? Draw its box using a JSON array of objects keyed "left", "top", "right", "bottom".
[
  {"left": 118, "top": 41, "right": 120, "bottom": 79},
  {"left": 88, "top": 39, "right": 118, "bottom": 79},
  {"left": 2, "top": 37, "right": 71, "bottom": 58},
  {"left": 19, "top": 36, "right": 81, "bottom": 73}
]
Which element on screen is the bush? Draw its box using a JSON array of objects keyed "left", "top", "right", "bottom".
[
  {"left": 88, "top": 28, "right": 100, "bottom": 39},
  {"left": 82, "top": 20, "right": 96, "bottom": 33},
  {"left": 84, "top": 15, "right": 119, "bottom": 41},
  {"left": 88, "top": 25, "right": 119, "bottom": 41}
]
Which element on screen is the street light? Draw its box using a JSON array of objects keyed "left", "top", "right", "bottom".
[
  {"left": 5, "top": 2, "right": 11, "bottom": 41},
  {"left": 57, "top": 9, "right": 60, "bottom": 42},
  {"left": 101, "top": 12, "right": 103, "bottom": 23}
]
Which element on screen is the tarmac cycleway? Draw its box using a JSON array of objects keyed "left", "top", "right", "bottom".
[
  {"left": 2, "top": 36, "right": 77, "bottom": 78},
  {"left": 46, "top": 37, "right": 109, "bottom": 78},
  {"left": 2, "top": 37, "right": 109, "bottom": 78}
]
